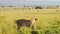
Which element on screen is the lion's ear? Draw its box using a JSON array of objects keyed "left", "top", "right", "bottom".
[{"left": 35, "top": 19, "right": 37, "bottom": 21}]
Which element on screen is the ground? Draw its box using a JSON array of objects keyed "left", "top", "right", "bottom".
[{"left": 0, "top": 7, "right": 60, "bottom": 34}]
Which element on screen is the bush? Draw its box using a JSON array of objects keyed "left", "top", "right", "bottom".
[
  {"left": 31, "top": 29, "right": 44, "bottom": 34},
  {"left": 17, "top": 27, "right": 31, "bottom": 34}
]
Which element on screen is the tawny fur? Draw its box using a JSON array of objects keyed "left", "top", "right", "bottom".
[{"left": 14, "top": 18, "right": 37, "bottom": 30}]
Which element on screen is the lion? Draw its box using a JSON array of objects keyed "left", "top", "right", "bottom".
[{"left": 14, "top": 18, "right": 37, "bottom": 30}]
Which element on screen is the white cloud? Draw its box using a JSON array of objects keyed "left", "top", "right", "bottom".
[{"left": 25, "top": 0, "right": 60, "bottom": 1}]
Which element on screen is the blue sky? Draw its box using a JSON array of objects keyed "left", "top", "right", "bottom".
[{"left": 0, "top": 0, "right": 60, "bottom": 6}]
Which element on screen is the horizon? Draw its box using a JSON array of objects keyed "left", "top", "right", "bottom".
[{"left": 0, "top": 0, "right": 60, "bottom": 6}]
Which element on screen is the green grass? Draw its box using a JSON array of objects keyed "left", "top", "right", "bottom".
[{"left": 0, "top": 8, "right": 60, "bottom": 34}]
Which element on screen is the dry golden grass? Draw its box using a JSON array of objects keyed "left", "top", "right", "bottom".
[{"left": 0, "top": 7, "right": 60, "bottom": 34}]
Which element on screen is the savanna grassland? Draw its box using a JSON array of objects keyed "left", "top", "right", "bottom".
[{"left": 0, "top": 7, "right": 60, "bottom": 34}]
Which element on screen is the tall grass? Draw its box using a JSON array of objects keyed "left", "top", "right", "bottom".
[{"left": 0, "top": 8, "right": 60, "bottom": 34}]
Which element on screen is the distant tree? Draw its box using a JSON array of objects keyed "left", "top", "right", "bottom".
[
  {"left": 35, "top": 6, "right": 43, "bottom": 9},
  {"left": 23, "top": 5, "right": 25, "bottom": 7},
  {"left": 9, "top": 5, "right": 12, "bottom": 7}
]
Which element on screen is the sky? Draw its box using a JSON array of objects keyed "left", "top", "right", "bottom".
[{"left": 0, "top": 0, "right": 60, "bottom": 6}]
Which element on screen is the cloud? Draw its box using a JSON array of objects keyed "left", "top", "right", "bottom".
[{"left": 25, "top": 0, "right": 60, "bottom": 1}]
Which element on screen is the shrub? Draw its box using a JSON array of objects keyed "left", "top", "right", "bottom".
[{"left": 17, "top": 27, "right": 31, "bottom": 34}]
